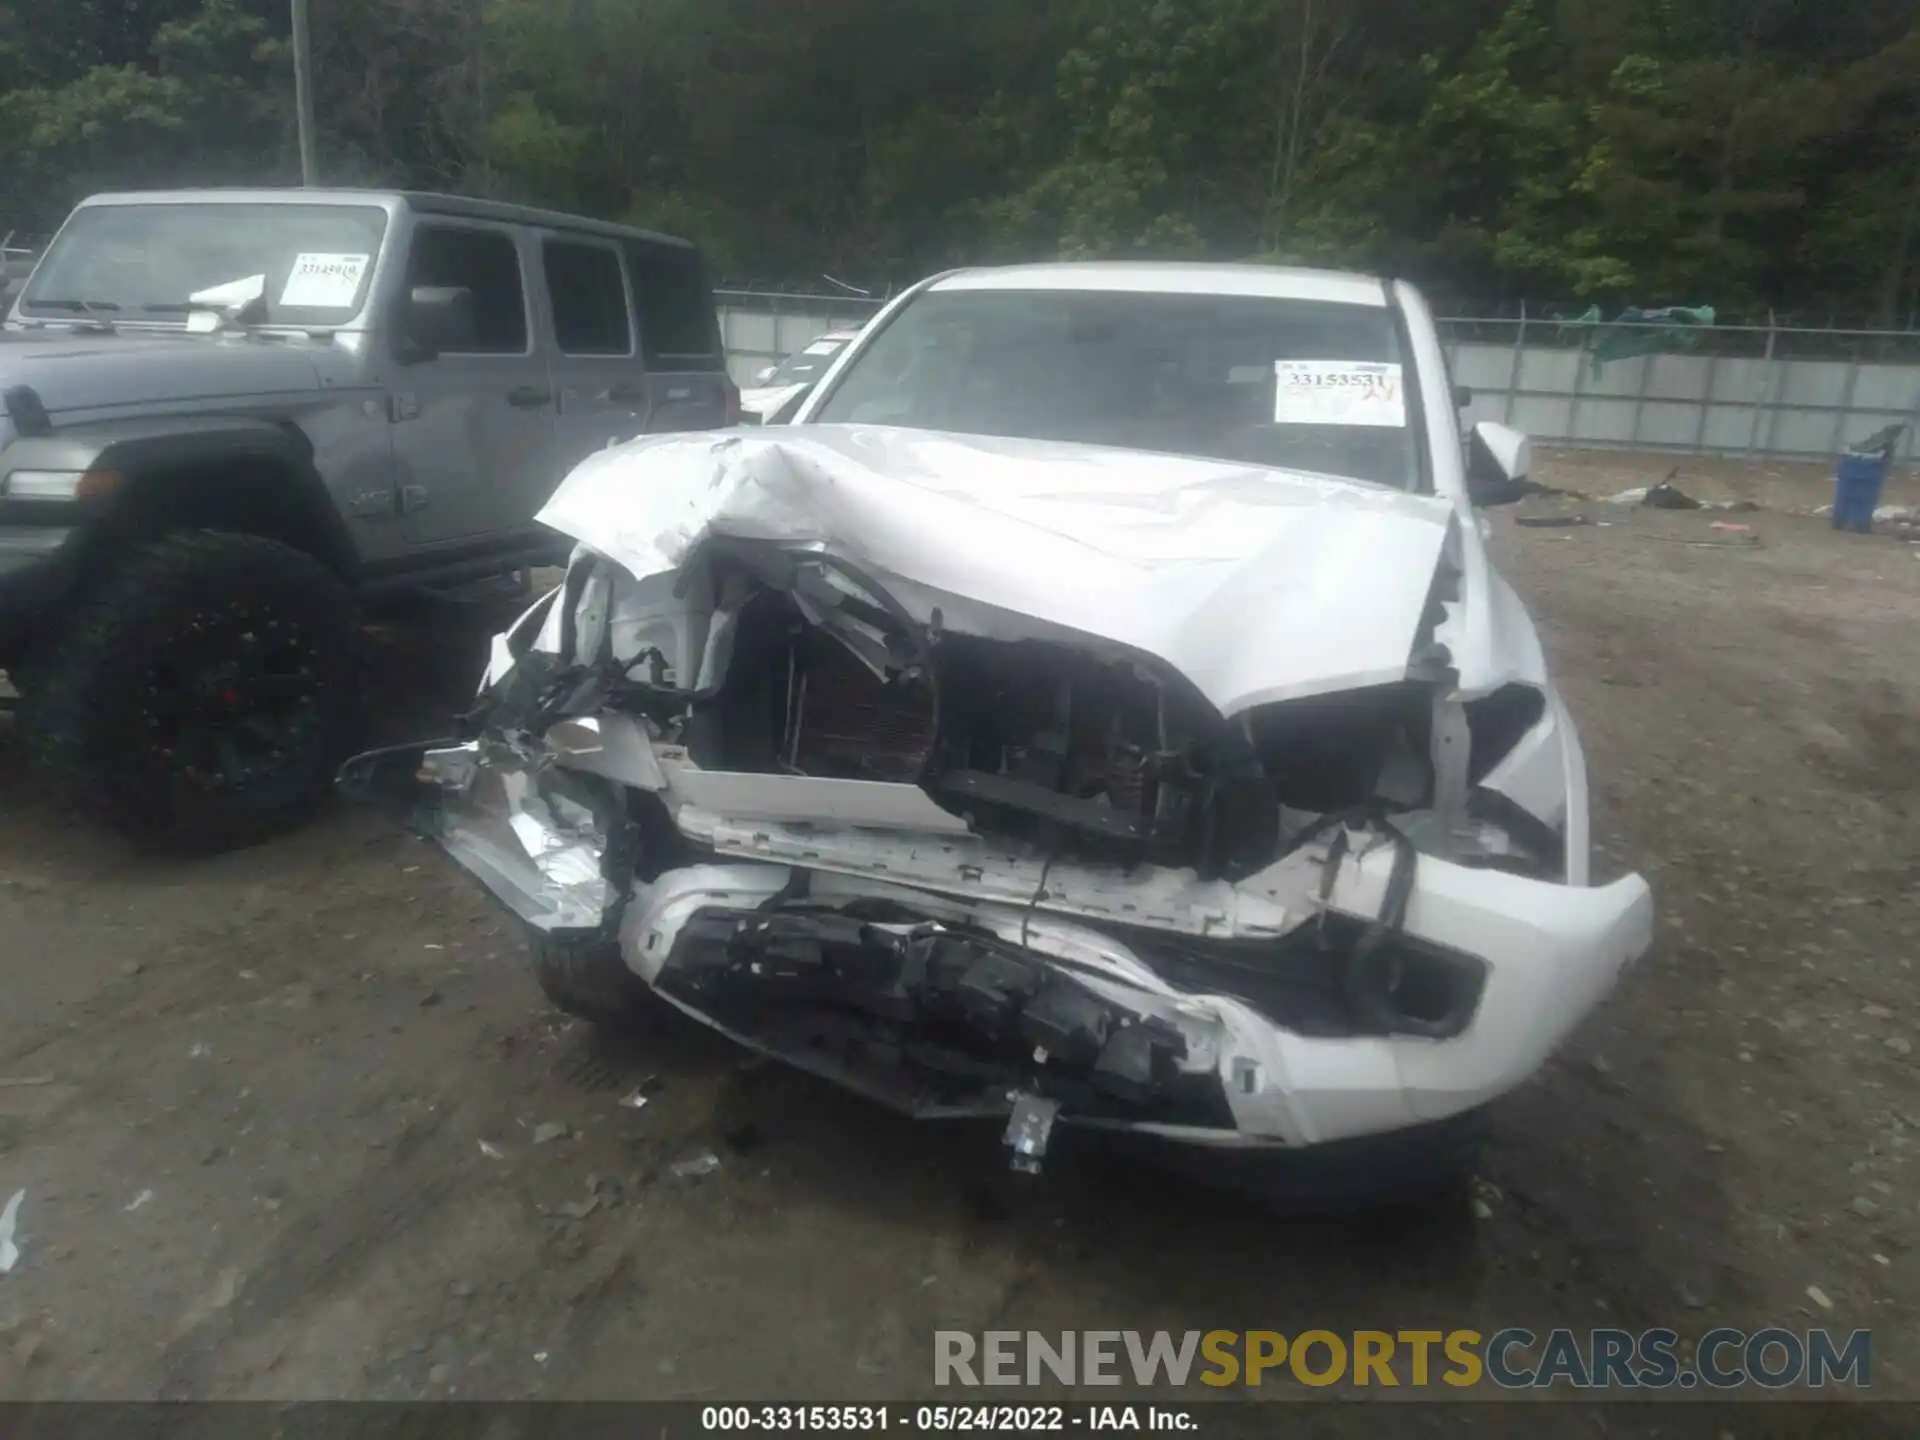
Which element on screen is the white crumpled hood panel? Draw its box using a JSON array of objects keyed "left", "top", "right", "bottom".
[{"left": 536, "top": 425, "right": 1459, "bottom": 713}]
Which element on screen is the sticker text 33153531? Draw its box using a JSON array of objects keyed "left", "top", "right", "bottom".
[{"left": 1273, "top": 360, "right": 1406, "bottom": 429}]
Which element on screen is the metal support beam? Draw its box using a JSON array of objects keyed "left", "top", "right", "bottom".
[{"left": 1503, "top": 301, "right": 1526, "bottom": 427}]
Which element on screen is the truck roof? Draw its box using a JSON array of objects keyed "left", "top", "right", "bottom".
[
  {"left": 70, "top": 187, "right": 698, "bottom": 255},
  {"left": 929, "top": 262, "right": 1390, "bottom": 308}
]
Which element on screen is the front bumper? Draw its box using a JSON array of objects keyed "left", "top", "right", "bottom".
[{"left": 343, "top": 732, "right": 1653, "bottom": 1153}]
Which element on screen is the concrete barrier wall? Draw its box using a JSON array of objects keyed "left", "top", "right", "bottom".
[{"left": 1447, "top": 340, "right": 1920, "bottom": 464}]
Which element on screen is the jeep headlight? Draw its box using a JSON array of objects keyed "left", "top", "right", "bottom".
[{"left": 1, "top": 468, "right": 120, "bottom": 500}]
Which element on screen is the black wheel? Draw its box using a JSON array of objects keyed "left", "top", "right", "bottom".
[
  {"left": 19, "top": 531, "right": 363, "bottom": 852},
  {"left": 528, "top": 930, "right": 654, "bottom": 1027}
]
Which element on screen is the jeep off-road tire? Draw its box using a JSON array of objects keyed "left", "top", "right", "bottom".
[
  {"left": 20, "top": 531, "right": 363, "bottom": 853},
  {"left": 528, "top": 931, "right": 654, "bottom": 1027}
]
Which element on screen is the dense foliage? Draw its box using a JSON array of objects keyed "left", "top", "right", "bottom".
[{"left": 2, "top": 0, "right": 1917, "bottom": 320}]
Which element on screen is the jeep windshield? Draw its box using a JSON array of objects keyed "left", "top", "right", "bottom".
[
  {"left": 809, "top": 288, "right": 1423, "bottom": 490},
  {"left": 20, "top": 202, "right": 389, "bottom": 325}
]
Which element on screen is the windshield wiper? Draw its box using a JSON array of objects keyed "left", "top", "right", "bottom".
[
  {"left": 139, "top": 302, "right": 196, "bottom": 313},
  {"left": 28, "top": 298, "right": 122, "bottom": 313}
]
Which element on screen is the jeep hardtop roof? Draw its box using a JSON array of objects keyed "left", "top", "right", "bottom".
[{"left": 69, "top": 188, "right": 697, "bottom": 255}]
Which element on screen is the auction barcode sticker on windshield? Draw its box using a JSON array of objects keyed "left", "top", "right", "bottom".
[
  {"left": 1273, "top": 360, "right": 1406, "bottom": 428},
  {"left": 280, "top": 253, "right": 370, "bottom": 308}
]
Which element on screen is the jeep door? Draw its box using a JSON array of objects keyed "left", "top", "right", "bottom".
[
  {"left": 391, "top": 219, "right": 558, "bottom": 544},
  {"left": 538, "top": 233, "right": 652, "bottom": 476}
]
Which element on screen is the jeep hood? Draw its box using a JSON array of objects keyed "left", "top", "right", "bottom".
[
  {"left": 0, "top": 328, "right": 330, "bottom": 413},
  {"left": 537, "top": 425, "right": 1496, "bottom": 712}
]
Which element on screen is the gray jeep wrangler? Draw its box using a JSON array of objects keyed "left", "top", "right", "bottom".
[{"left": 0, "top": 188, "right": 739, "bottom": 850}]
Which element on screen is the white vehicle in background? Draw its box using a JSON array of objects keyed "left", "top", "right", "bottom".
[
  {"left": 739, "top": 328, "right": 859, "bottom": 421},
  {"left": 347, "top": 262, "right": 1652, "bottom": 1209}
]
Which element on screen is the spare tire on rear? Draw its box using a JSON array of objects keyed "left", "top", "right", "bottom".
[{"left": 20, "top": 530, "right": 363, "bottom": 853}]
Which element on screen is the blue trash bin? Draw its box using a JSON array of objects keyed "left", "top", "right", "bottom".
[{"left": 1832, "top": 450, "right": 1888, "bottom": 532}]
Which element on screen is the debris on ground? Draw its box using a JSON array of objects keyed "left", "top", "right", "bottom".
[
  {"left": 0, "top": 1189, "right": 23, "bottom": 1273},
  {"left": 617, "top": 1089, "right": 650, "bottom": 1111},
  {"left": 532, "top": 1122, "right": 570, "bottom": 1146},
  {"left": 1806, "top": 1284, "right": 1834, "bottom": 1311},
  {"left": 1641, "top": 533, "right": 1762, "bottom": 550},
  {"left": 1645, "top": 480, "right": 1703, "bottom": 510},
  {"left": 1515, "top": 514, "right": 1593, "bottom": 528},
  {"left": 1873, "top": 505, "right": 1920, "bottom": 538},
  {"left": 1603, "top": 487, "right": 1649, "bottom": 505},
  {"left": 1470, "top": 1177, "right": 1504, "bottom": 1221},
  {"left": 478, "top": 1141, "right": 505, "bottom": 1160},
  {"left": 124, "top": 1189, "right": 154, "bottom": 1213},
  {"left": 669, "top": 1152, "right": 722, "bottom": 1179},
  {"left": 188, "top": 1043, "right": 212, "bottom": 1059},
  {"left": 1709, "top": 522, "right": 1753, "bottom": 533},
  {"left": 0, "top": 1077, "right": 53, "bottom": 1088}
]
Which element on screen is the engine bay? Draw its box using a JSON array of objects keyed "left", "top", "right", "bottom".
[{"left": 594, "top": 547, "right": 1524, "bottom": 883}]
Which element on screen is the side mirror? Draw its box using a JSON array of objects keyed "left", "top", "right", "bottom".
[
  {"left": 1466, "top": 420, "right": 1532, "bottom": 507},
  {"left": 393, "top": 285, "right": 476, "bottom": 364}
]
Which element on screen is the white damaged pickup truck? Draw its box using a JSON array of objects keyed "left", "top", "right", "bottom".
[{"left": 343, "top": 263, "right": 1652, "bottom": 1206}]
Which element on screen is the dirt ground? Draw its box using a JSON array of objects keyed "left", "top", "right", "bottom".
[{"left": 1, "top": 452, "right": 1917, "bottom": 1431}]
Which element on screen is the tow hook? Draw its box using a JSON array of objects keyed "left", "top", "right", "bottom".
[{"left": 1002, "top": 1092, "right": 1060, "bottom": 1175}]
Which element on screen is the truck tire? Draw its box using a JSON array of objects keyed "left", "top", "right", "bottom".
[
  {"left": 528, "top": 930, "right": 654, "bottom": 1027},
  {"left": 20, "top": 530, "right": 362, "bottom": 852}
]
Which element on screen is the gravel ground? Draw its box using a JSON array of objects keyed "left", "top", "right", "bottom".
[{"left": 0, "top": 458, "right": 1916, "bottom": 1432}]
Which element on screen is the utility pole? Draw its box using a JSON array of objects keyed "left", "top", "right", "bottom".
[
  {"left": 292, "top": 0, "right": 318, "bottom": 186},
  {"left": 474, "top": 0, "right": 492, "bottom": 197}
]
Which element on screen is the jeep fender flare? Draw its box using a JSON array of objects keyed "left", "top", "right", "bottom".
[{"left": 6, "top": 414, "right": 359, "bottom": 581}]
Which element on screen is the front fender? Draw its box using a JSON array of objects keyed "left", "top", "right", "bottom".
[{"left": 0, "top": 413, "right": 357, "bottom": 578}]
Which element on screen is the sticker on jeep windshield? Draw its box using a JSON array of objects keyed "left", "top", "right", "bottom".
[
  {"left": 279, "top": 253, "right": 371, "bottom": 309},
  {"left": 1273, "top": 360, "right": 1406, "bottom": 428}
]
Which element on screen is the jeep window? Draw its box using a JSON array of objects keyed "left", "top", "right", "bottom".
[
  {"left": 543, "top": 239, "right": 632, "bottom": 356},
  {"left": 625, "top": 245, "right": 724, "bottom": 371},
  {"left": 20, "top": 202, "right": 387, "bottom": 323},
  {"left": 405, "top": 225, "right": 529, "bottom": 354},
  {"left": 810, "top": 289, "right": 1422, "bottom": 492}
]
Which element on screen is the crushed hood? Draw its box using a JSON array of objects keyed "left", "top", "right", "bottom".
[{"left": 536, "top": 425, "right": 1461, "bottom": 714}]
